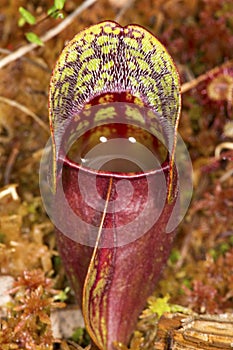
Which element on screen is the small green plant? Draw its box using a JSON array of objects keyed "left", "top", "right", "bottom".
[
  {"left": 53, "top": 286, "right": 71, "bottom": 302},
  {"left": 48, "top": 0, "right": 67, "bottom": 17},
  {"left": 71, "top": 327, "right": 91, "bottom": 347},
  {"left": 18, "top": 0, "right": 67, "bottom": 45},
  {"left": 18, "top": 7, "right": 36, "bottom": 26},
  {"left": 141, "top": 294, "right": 191, "bottom": 320}
]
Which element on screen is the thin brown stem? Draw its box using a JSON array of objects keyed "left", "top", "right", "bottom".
[
  {"left": 181, "top": 59, "right": 233, "bottom": 94},
  {"left": 0, "top": 96, "right": 49, "bottom": 133},
  {"left": 4, "top": 140, "right": 20, "bottom": 185},
  {"left": 0, "top": 48, "right": 50, "bottom": 72},
  {"left": 115, "top": 0, "right": 136, "bottom": 22},
  {"left": 0, "top": 184, "right": 19, "bottom": 200}
]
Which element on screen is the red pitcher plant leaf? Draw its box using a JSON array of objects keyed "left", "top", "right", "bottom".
[{"left": 39, "top": 21, "right": 191, "bottom": 350}]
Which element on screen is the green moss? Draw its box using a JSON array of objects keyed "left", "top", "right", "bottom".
[
  {"left": 169, "top": 249, "right": 181, "bottom": 264},
  {"left": 71, "top": 327, "right": 91, "bottom": 347}
]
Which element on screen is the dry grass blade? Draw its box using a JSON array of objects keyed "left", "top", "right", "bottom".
[
  {"left": 181, "top": 59, "right": 233, "bottom": 94},
  {"left": 0, "top": 96, "right": 48, "bottom": 132}
]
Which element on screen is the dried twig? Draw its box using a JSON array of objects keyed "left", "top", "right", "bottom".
[
  {"left": 0, "top": 0, "right": 97, "bottom": 70},
  {"left": 181, "top": 59, "right": 233, "bottom": 94},
  {"left": 215, "top": 142, "right": 233, "bottom": 158},
  {"left": 4, "top": 140, "right": 20, "bottom": 185},
  {"left": 115, "top": 0, "right": 135, "bottom": 22},
  {"left": 19, "top": 148, "right": 44, "bottom": 170},
  {"left": 0, "top": 48, "right": 50, "bottom": 72},
  {"left": 219, "top": 167, "right": 233, "bottom": 183},
  {"left": 0, "top": 96, "right": 48, "bottom": 132},
  {"left": 0, "top": 184, "right": 19, "bottom": 200}
]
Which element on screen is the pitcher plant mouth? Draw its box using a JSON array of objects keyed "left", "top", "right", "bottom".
[
  {"left": 58, "top": 110, "right": 171, "bottom": 180},
  {"left": 60, "top": 155, "right": 171, "bottom": 179},
  {"left": 56, "top": 96, "right": 175, "bottom": 191}
]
